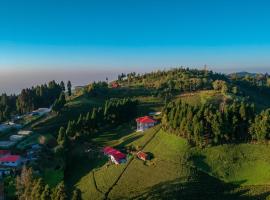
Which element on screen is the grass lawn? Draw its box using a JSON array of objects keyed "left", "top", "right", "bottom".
[
  {"left": 16, "top": 133, "right": 54, "bottom": 150},
  {"left": 176, "top": 90, "right": 230, "bottom": 106},
  {"left": 108, "top": 129, "right": 191, "bottom": 199},
  {"left": 192, "top": 143, "right": 270, "bottom": 186}
]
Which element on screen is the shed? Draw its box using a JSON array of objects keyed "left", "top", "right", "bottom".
[{"left": 137, "top": 151, "right": 149, "bottom": 161}]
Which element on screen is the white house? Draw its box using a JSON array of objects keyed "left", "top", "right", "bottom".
[
  {"left": 0, "top": 155, "right": 22, "bottom": 167},
  {"left": 136, "top": 116, "right": 157, "bottom": 132}
]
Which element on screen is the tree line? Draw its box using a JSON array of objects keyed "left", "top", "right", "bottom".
[
  {"left": 15, "top": 166, "right": 81, "bottom": 200},
  {"left": 55, "top": 98, "right": 138, "bottom": 172},
  {"left": 162, "top": 100, "right": 256, "bottom": 147},
  {"left": 0, "top": 93, "right": 17, "bottom": 122},
  {"left": 0, "top": 80, "right": 72, "bottom": 122}
]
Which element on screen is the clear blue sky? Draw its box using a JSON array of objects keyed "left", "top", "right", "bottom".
[{"left": 1, "top": 0, "right": 270, "bottom": 73}]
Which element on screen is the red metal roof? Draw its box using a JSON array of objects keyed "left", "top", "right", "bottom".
[
  {"left": 0, "top": 150, "right": 10, "bottom": 155},
  {"left": 103, "top": 147, "right": 126, "bottom": 161},
  {"left": 136, "top": 116, "right": 157, "bottom": 124},
  {"left": 137, "top": 151, "right": 148, "bottom": 160},
  {"left": 0, "top": 155, "right": 20, "bottom": 162}
]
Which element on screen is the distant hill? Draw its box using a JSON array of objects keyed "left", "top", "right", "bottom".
[{"left": 229, "top": 71, "right": 260, "bottom": 77}]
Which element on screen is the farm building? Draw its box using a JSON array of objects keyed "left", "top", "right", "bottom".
[
  {"left": 103, "top": 146, "right": 126, "bottom": 164},
  {"left": 136, "top": 116, "right": 157, "bottom": 132},
  {"left": 0, "top": 155, "right": 22, "bottom": 167},
  {"left": 137, "top": 151, "right": 149, "bottom": 161}
]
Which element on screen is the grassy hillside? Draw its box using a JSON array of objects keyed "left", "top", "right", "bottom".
[
  {"left": 69, "top": 126, "right": 270, "bottom": 199},
  {"left": 107, "top": 129, "right": 191, "bottom": 199},
  {"left": 192, "top": 144, "right": 270, "bottom": 186}
]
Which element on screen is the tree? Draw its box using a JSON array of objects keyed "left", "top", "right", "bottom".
[
  {"left": 57, "top": 127, "right": 66, "bottom": 145},
  {"left": 41, "top": 185, "right": 51, "bottom": 200},
  {"left": 30, "top": 178, "right": 44, "bottom": 200},
  {"left": 67, "top": 81, "right": 72, "bottom": 96},
  {"left": 16, "top": 166, "right": 34, "bottom": 200},
  {"left": 60, "top": 81, "right": 65, "bottom": 92},
  {"left": 51, "top": 181, "right": 67, "bottom": 200},
  {"left": 250, "top": 109, "right": 270, "bottom": 141},
  {"left": 52, "top": 93, "right": 66, "bottom": 113}
]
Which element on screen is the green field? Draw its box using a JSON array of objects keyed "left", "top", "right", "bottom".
[
  {"left": 192, "top": 144, "right": 270, "bottom": 186},
  {"left": 68, "top": 125, "right": 270, "bottom": 199},
  {"left": 176, "top": 90, "right": 230, "bottom": 106}
]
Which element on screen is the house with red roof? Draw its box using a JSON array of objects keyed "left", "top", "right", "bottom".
[
  {"left": 0, "top": 155, "right": 22, "bottom": 167},
  {"left": 103, "top": 146, "right": 126, "bottom": 164},
  {"left": 136, "top": 116, "right": 157, "bottom": 132},
  {"left": 110, "top": 82, "right": 120, "bottom": 88}
]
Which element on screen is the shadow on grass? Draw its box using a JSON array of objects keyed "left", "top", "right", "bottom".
[
  {"left": 132, "top": 170, "right": 270, "bottom": 200},
  {"left": 191, "top": 154, "right": 212, "bottom": 174},
  {"left": 65, "top": 148, "right": 107, "bottom": 193},
  {"left": 93, "top": 124, "right": 136, "bottom": 146},
  {"left": 117, "top": 135, "right": 143, "bottom": 148}
]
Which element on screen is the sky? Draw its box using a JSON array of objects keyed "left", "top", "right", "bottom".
[{"left": 0, "top": 0, "right": 270, "bottom": 93}]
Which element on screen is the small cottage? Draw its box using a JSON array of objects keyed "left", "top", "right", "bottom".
[
  {"left": 103, "top": 146, "right": 126, "bottom": 164},
  {"left": 136, "top": 116, "right": 157, "bottom": 132},
  {"left": 137, "top": 151, "right": 149, "bottom": 161}
]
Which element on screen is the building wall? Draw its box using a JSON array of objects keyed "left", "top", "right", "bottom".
[{"left": 0, "top": 160, "right": 21, "bottom": 167}]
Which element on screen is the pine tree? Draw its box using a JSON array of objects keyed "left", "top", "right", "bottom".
[
  {"left": 41, "top": 184, "right": 51, "bottom": 200},
  {"left": 60, "top": 81, "right": 65, "bottom": 92},
  {"left": 51, "top": 181, "right": 67, "bottom": 200},
  {"left": 57, "top": 127, "right": 66, "bottom": 145},
  {"left": 30, "top": 178, "right": 44, "bottom": 200},
  {"left": 67, "top": 81, "right": 72, "bottom": 96},
  {"left": 16, "top": 166, "right": 34, "bottom": 200}
]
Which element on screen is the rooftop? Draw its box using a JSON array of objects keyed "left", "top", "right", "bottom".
[
  {"left": 136, "top": 116, "right": 157, "bottom": 124},
  {"left": 0, "top": 155, "right": 21, "bottom": 162}
]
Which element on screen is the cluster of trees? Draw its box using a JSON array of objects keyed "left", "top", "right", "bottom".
[
  {"left": 57, "top": 98, "right": 138, "bottom": 142},
  {"left": 15, "top": 166, "right": 81, "bottom": 200},
  {"left": 16, "top": 81, "right": 63, "bottom": 114},
  {"left": 249, "top": 109, "right": 270, "bottom": 141},
  {"left": 230, "top": 72, "right": 270, "bottom": 88},
  {"left": 84, "top": 81, "right": 108, "bottom": 97},
  {"left": 230, "top": 73, "right": 270, "bottom": 97},
  {"left": 118, "top": 68, "right": 228, "bottom": 97},
  {"left": 0, "top": 80, "right": 72, "bottom": 122},
  {"left": 0, "top": 93, "right": 17, "bottom": 122},
  {"left": 52, "top": 93, "right": 66, "bottom": 114},
  {"left": 162, "top": 100, "right": 255, "bottom": 146}
]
